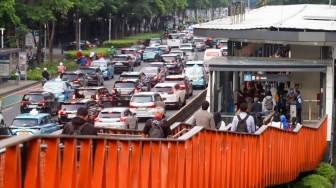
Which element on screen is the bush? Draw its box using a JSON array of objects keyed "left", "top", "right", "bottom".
[
  {"left": 301, "top": 174, "right": 332, "bottom": 188},
  {"left": 315, "top": 162, "right": 335, "bottom": 183},
  {"left": 102, "top": 32, "right": 164, "bottom": 48},
  {"left": 102, "top": 41, "right": 135, "bottom": 48},
  {"left": 11, "top": 61, "right": 77, "bottom": 80},
  {"left": 64, "top": 48, "right": 110, "bottom": 59}
]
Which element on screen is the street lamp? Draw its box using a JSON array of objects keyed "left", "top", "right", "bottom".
[
  {"left": 79, "top": 19, "right": 81, "bottom": 51},
  {"left": 109, "top": 14, "right": 111, "bottom": 41},
  {"left": 0, "top": 28, "right": 5, "bottom": 48},
  {"left": 44, "top": 24, "right": 47, "bottom": 62}
]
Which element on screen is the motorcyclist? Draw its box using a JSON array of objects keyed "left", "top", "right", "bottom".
[
  {"left": 76, "top": 50, "right": 82, "bottom": 65},
  {"left": 79, "top": 56, "right": 87, "bottom": 67},
  {"left": 137, "top": 39, "right": 143, "bottom": 45},
  {"left": 57, "top": 62, "right": 66, "bottom": 74},
  {"left": 109, "top": 46, "right": 116, "bottom": 56},
  {"left": 42, "top": 68, "right": 50, "bottom": 81}
]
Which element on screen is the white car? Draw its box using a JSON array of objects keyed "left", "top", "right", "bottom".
[
  {"left": 179, "top": 43, "right": 193, "bottom": 49},
  {"left": 167, "top": 34, "right": 182, "bottom": 48},
  {"left": 169, "top": 50, "right": 187, "bottom": 65},
  {"left": 153, "top": 83, "right": 186, "bottom": 109},
  {"left": 179, "top": 47, "right": 198, "bottom": 61},
  {"left": 184, "top": 60, "right": 208, "bottom": 72},
  {"left": 94, "top": 107, "right": 138, "bottom": 129},
  {"left": 0, "top": 112, "right": 4, "bottom": 126},
  {"left": 130, "top": 92, "right": 166, "bottom": 118}
]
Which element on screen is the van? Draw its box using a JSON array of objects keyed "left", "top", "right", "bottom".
[{"left": 203, "top": 49, "right": 223, "bottom": 63}]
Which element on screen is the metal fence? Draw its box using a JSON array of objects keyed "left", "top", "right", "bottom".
[{"left": 302, "top": 100, "right": 320, "bottom": 122}]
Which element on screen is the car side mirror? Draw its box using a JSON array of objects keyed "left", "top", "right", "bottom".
[
  {"left": 162, "top": 97, "right": 167, "bottom": 100},
  {"left": 190, "top": 80, "right": 193, "bottom": 82}
]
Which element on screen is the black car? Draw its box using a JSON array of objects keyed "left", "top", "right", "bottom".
[
  {"left": 205, "top": 37, "right": 214, "bottom": 48},
  {"left": 112, "top": 55, "right": 135, "bottom": 73},
  {"left": 60, "top": 72, "right": 88, "bottom": 88},
  {"left": 75, "top": 67, "right": 104, "bottom": 86},
  {"left": 73, "top": 86, "right": 112, "bottom": 107},
  {"left": 58, "top": 98, "right": 101, "bottom": 124},
  {"left": 62, "top": 40, "right": 91, "bottom": 51},
  {"left": 21, "top": 91, "right": 60, "bottom": 114},
  {"left": 119, "top": 71, "right": 151, "bottom": 91},
  {"left": 161, "top": 54, "right": 183, "bottom": 74},
  {"left": 112, "top": 80, "right": 141, "bottom": 106}
]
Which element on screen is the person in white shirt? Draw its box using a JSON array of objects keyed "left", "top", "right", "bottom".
[{"left": 267, "top": 113, "right": 281, "bottom": 128}]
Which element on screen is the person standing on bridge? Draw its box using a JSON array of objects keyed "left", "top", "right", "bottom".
[
  {"left": 62, "top": 107, "right": 97, "bottom": 135},
  {"left": 142, "top": 107, "right": 173, "bottom": 138},
  {"left": 231, "top": 103, "right": 256, "bottom": 133},
  {"left": 191, "top": 100, "right": 216, "bottom": 130}
]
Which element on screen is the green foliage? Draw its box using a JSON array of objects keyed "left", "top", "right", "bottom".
[
  {"left": 0, "top": 0, "right": 20, "bottom": 26},
  {"left": 64, "top": 48, "right": 110, "bottom": 59},
  {"left": 315, "top": 162, "right": 335, "bottom": 183},
  {"left": 11, "top": 62, "right": 77, "bottom": 80},
  {"left": 102, "top": 32, "right": 163, "bottom": 48},
  {"left": 102, "top": 41, "right": 135, "bottom": 48},
  {"left": 300, "top": 174, "right": 332, "bottom": 188}
]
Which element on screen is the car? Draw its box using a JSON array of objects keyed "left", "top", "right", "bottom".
[
  {"left": 112, "top": 55, "right": 135, "bottom": 72},
  {"left": 169, "top": 50, "right": 187, "bottom": 66},
  {"left": 119, "top": 71, "right": 151, "bottom": 91},
  {"left": 62, "top": 40, "right": 91, "bottom": 51},
  {"left": 129, "top": 92, "right": 166, "bottom": 118},
  {"left": 179, "top": 47, "right": 198, "bottom": 61},
  {"left": 120, "top": 48, "right": 142, "bottom": 66},
  {"left": 20, "top": 91, "right": 60, "bottom": 114},
  {"left": 179, "top": 43, "right": 193, "bottom": 49},
  {"left": 9, "top": 109, "right": 59, "bottom": 135},
  {"left": 149, "top": 62, "right": 169, "bottom": 77},
  {"left": 216, "top": 40, "right": 228, "bottom": 49},
  {"left": 130, "top": 45, "right": 145, "bottom": 60},
  {"left": 165, "top": 75, "right": 193, "bottom": 99},
  {"left": 184, "top": 60, "right": 208, "bottom": 72},
  {"left": 161, "top": 54, "right": 184, "bottom": 74},
  {"left": 158, "top": 45, "right": 170, "bottom": 54},
  {"left": 153, "top": 83, "right": 186, "bottom": 109},
  {"left": 167, "top": 33, "right": 182, "bottom": 48},
  {"left": 0, "top": 111, "right": 4, "bottom": 126},
  {"left": 43, "top": 78, "right": 74, "bottom": 103},
  {"left": 90, "top": 59, "right": 114, "bottom": 80},
  {"left": 73, "top": 86, "right": 112, "bottom": 107},
  {"left": 75, "top": 67, "right": 104, "bottom": 86},
  {"left": 192, "top": 37, "right": 206, "bottom": 51},
  {"left": 94, "top": 107, "right": 138, "bottom": 129},
  {"left": 205, "top": 37, "right": 214, "bottom": 48},
  {"left": 112, "top": 79, "right": 143, "bottom": 106},
  {"left": 203, "top": 49, "right": 223, "bottom": 63},
  {"left": 140, "top": 67, "right": 165, "bottom": 86},
  {"left": 58, "top": 98, "right": 101, "bottom": 124},
  {"left": 184, "top": 65, "right": 209, "bottom": 89},
  {"left": 149, "top": 38, "right": 163, "bottom": 46},
  {"left": 60, "top": 72, "right": 89, "bottom": 89},
  {"left": 142, "top": 46, "right": 162, "bottom": 62}
]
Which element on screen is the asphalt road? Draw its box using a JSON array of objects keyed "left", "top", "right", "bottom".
[{"left": 2, "top": 50, "right": 206, "bottom": 131}]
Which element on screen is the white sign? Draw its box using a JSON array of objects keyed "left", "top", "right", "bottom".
[
  {"left": 19, "top": 52, "right": 27, "bottom": 64},
  {"left": 26, "top": 33, "right": 35, "bottom": 48}
]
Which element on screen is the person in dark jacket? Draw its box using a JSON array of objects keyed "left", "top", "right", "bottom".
[
  {"left": 42, "top": 68, "right": 50, "bottom": 80},
  {"left": 250, "top": 97, "right": 262, "bottom": 116},
  {"left": 62, "top": 107, "right": 97, "bottom": 135}
]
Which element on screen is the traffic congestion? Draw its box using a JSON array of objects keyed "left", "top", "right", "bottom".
[{"left": 1, "top": 28, "right": 229, "bottom": 135}]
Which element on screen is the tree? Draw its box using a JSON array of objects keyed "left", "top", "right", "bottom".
[{"left": 0, "top": 0, "right": 20, "bottom": 27}]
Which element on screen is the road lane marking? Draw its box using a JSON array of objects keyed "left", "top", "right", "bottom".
[
  {"left": 3, "top": 84, "right": 41, "bottom": 98},
  {"left": 1, "top": 107, "right": 13, "bottom": 112}
]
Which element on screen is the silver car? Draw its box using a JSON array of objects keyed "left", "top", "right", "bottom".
[
  {"left": 179, "top": 47, "right": 198, "bottom": 61},
  {"left": 94, "top": 107, "right": 138, "bottom": 129},
  {"left": 130, "top": 92, "right": 166, "bottom": 118},
  {"left": 192, "top": 37, "right": 206, "bottom": 51}
]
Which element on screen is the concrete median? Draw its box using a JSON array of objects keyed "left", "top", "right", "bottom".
[{"left": 167, "top": 89, "right": 207, "bottom": 125}]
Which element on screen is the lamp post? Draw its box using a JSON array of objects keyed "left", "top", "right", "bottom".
[
  {"left": 79, "top": 19, "right": 81, "bottom": 51},
  {"left": 0, "top": 28, "right": 5, "bottom": 48},
  {"left": 44, "top": 24, "right": 47, "bottom": 62},
  {"left": 109, "top": 14, "right": 111, "bottom": 41}
]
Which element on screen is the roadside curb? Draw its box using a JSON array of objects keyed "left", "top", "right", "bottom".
[{"left": 0, "top": 81, "right": 40, "bottom": 97}]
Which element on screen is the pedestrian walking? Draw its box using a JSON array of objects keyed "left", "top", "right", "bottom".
[
  {"left": 14, "top": 65, "right": 21, "bottom": 85},
  {"left": 191, "top": 100, "right": 216, "bottom": 130},
  {"left": 231, "top": 103, "right": 255, "bottom": 133},
  {"left": 295, "top": 90, "right": 302, "bottom": 124},
  {"left": 142, "top": 107, "right": 173, "bottom": 138},
  {"left": 262, "top": 91, "right": 276, "bottom": 116},
  {"left": 62, "top": 107, "right": 97, "bottom": 135}
]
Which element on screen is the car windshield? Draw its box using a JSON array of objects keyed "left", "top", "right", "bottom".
[
  {"left": 22, "top": 94, "right": 44, "bottom": 102},
  {"left": 165, "top": 80, "right": 184, "bottom": 84},
  {"left": 99, "top": 111, "right": 121, "bottom": 118},
  {"left": 114, "top": 82, "right": 135, "bottom": 88},
  {"left": 158, "top": 47, "right": 168, "bottom": 51},
  {"left": 162, "top": 56, "right": 176, "bottom": 61},
  {"left": 170, "top": 52, "right": 182, "bottom": 56},
  {"left": 149, "top": 64, "right": 163, "bottom": 68},
  {"left": 61, "top": 74, "right": 77, "bottom": 81},
  {"left": 91, "top": 61, "right": 106, "bottom": 67},
  {"left": 132, "top": 96, "right": 153, "bottom": 102},
  {"left": 168, "top": 35, "right": 179, "bottom": 39},
  {"left": 180, "top": 48, "right": 193, "bottom": 52},
  {"left": 185, "top": 68, "right": 203, "bottom": 75},
  {"left": 11, "top": 119, "right": 38, "bottom": 127},
  {"left": 61, "top": 104, "right": 85, "bottom": 111},
  {"left": 120, "top": 75, "right": 139, "bottom": 80},
  {"left": 113, "top": 56, "right": 127, "bottom": 61},
  {"left": 145, "top": 47, "right": 157, "bottom": 52},
  {"left": 43, "top": 82, "right": 63, "bottom": 91},
  {"left": 141, "top": 68, "right": 157, "bottom": 73},
  {"left": 193, "top": 38, "right": 203, "bottom": 42},
  {"left": 121, "top": 50, "right": 136, "bottom": 54},
  {"left": 186, "top": 63, "right": 203, "bottom": 68},
  {"left": 180, "top": 45, "right": 190, "bottom": 48},
  {"left": 75, "top": 89, "right": 96, "bottom": 98},
  {"left": 78, "top": 69, "right": 96, "bottom": 74},
  {"left": 154, "top": 87, "right": 173, "bottom": 92}
]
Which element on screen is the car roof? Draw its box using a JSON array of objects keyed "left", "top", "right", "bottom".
[
  {"left": 166, "top": 75, "right": 186, "bottom": 79},
  {"left": 186, "top": 61, "right": 205, "bottom": 64},
  {"left": 170, "top": 50, "right": 183, "bottom": 53},
  {"left": 75, "top": 86, "right": 105, "bottom": 90},
  {"left": 204, "top": 49, "right": 222, "bottom": 52},
  {"left": 91, "top": 60, "right": 108, "bottom": 63},
  {"left": 79, "top": 67, "right": 97, "bottom": 70},
  {"left": 158, "top": 45, "right": 168, "bottom": 47},
  {"left": 101, "top": 107, "right": 128, "bottom": 113},
  {"left": 150, "top": 62, "right": 165, "bottom": 65},
  {"left": 121, "top": 48, "right": 137, "bottom": 50},
  {"left": 180, "top": 47, "right": 193, "bottom": 50},
  {"left": 15, "top": 113, "right": 49, "bottom": 119},
  {"left": 133, "top": 92, "right": 157, "bottom": 96},
  {"left": 150, "top": 38, "right": 161, "bottom": 40},
  {"left": 45, "top": 79, "right": 66, "bottom": 84},
  {"left": 185, "top": 66, "right": 204, "bottom": 70},
  {"left": 121, "top": 71, "right": 141, "bottom": 75},
  {"left": 154, "top": 83, "right": 178, "bottom": 87},
  {"left": 63, "top": 98, "right": 94, "bottom": 104},
  {"left": 24, "top": 91, "right": 51, "bottom": 95},
  {"left": 162, "top": 54, "right": 179, "bottom": 57},
  {"left": 141, "top": 67, "right": 159, "bottom": 70},
  {"left": 115, "top": 79, "right": 138, "bottom": 83},
  {"left": 114, "top": 54, "right": 128, "bottom": 57}
]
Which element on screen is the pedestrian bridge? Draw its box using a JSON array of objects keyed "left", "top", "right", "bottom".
[{"left": 0, "top": 115, "right": 327, "bottom": 188}]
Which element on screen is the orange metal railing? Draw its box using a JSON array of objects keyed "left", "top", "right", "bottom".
[{"left": 0, "top": 115, "right": 327, "bottom": 188}]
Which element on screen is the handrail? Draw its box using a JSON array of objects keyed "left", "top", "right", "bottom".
[
  {"left": 263, "top": 110, "right": 275, "bottom": 125},
  {"left": 0, "top": 115, "right": 327, "bottom": 188}
]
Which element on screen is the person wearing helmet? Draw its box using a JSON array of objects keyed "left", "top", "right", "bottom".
[
  {"left": 42, "top": 68, "right": 50, "bottom": 81},
  {"left": 58, "top": 62, "right": 66, "bottom": 74},
  {"left": 76, "top": 50, "right": 82, "bottom": 65},
  {"left": 109, "top": 46, "right": 116, "bottom": 56}
]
